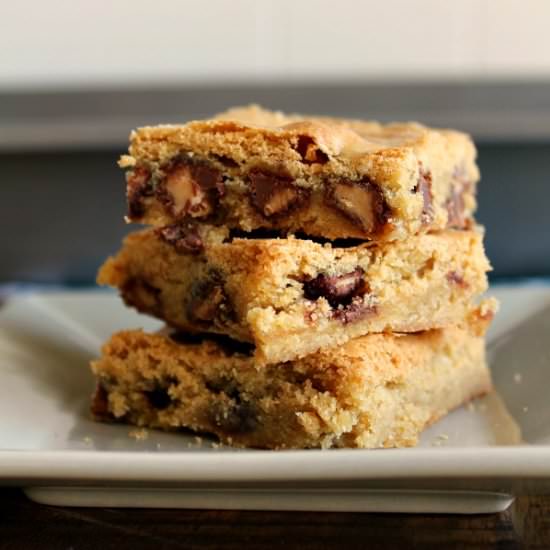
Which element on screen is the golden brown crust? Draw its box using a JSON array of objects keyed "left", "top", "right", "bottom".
[
  {"left": 97, "top": 226, "right": 492, "bottom": 364},
  {"left": 121, "top": 105, "right": 478, "bottom": 241},
  {"left": 91, "top": 319, "right": 492, "bottom": 449}
]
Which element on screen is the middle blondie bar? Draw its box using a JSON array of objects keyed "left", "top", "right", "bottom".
[{"left": 99, "top": 226, "right": 490, "bottom": 364}]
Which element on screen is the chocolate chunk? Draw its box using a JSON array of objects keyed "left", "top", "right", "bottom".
[
  {"left": 158, "top": 157, "right": 224, "bottom": 219},
  {"left": 333, "top": 298, "right": 377, "bottom": 324},
  {"left": 158, "top": 223, "right": 204, "bottom": 254},
  {"left": 213, "top": 400, "right": 259, "bottom": 434},
  {"left": 294, "top": 136, "right": 329, "bottom": 164},
  {"left": 446, "top": 271, "right": 468, "bottom": 288},
  {"left": 413, "top": 168, "right": 434, "bottom": 224},
  {"left": 190, "top": 285, "right": 225, "bottom": 322},
  {"left": 327, "top": 179, "right": 390, "bottom": 235},
  {"left": 209, "top": 383, "right": 258, "bottom": 434},
  {"left": 126, "top": 166, "right": 153, "bottom": 219},
  {"left": 144, "top": 386, "right": 173, "bottom": 410},
  {"left": 249, "top": 171, "right": 306, "bottom": 217},
  {"left": 121, "top": 278, "right": 162, "bottom": 317},
  {"left": 192, "top": 163, "right": 225, "bottom": 195},
  {"left": 303, "top": 268, "right": 377, "bottom": 324},
  {"left": 303, "top": 268, "right": 365, "bottom": 308},
  {"left": 187, "top": 276, "right": 233, "bottom": 326},
  {"left": 91, "top": 383, "right": 111, "bottom": 419},
  {"left": 206, "top": 377, "right": 239, "bottom": 398},
  {"left": 225, "top": 402, "right": 258, "bottom": 434}
]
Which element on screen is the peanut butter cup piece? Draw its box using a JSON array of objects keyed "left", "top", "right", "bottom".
[
  {"left": 158, "top": 158, "right": 224, "bottom": 219},
  {"left": 333, "top": 298, "right": 377, "bottom": 324},
  {"left": 327, "top": 179, "right": 389, "bottom": 235},
  {"left": 249, "top": 171, "right": 305, "bottom": 217},
  {"left": 187, "top": 275, "right": 233, "bottom": 326},
  {"left": 126, "top": 166, "right": 153, "bottom": 219},
  {"left": 191, "top": 285, "right": 225, "bottom": 323},
  {"left": 158, "top": 223, "right": 203, "bottom": 254},
  {"left": 303, "top": 268, "right": 365, "bottom": 308},
  {"left": 294, "top": 136, "right": 329, "bottom": 164}
]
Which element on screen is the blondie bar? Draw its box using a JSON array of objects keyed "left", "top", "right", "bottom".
[
  {"left": 98, "top": 227, "right": 491, "bottom": 364},
  {"left": 91, "top": 312, "right": 492, "bottom": 450},
  {"left": 121, "top": 105, "right": 478, "bottom": 241}
]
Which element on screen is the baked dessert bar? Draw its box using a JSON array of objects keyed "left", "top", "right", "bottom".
[
  {"left": 90, "top": 310, "right": 493, "bottom": 450},
  {"left": 98, "top": 226, "right": 491, "bottom": 364},
  {"left": 121, "top": 105, "right": 478, "bottom": 241}
]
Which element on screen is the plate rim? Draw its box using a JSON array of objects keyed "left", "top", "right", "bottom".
[{"left": 2, "top": 447, "right": 550, "bottom": 483}]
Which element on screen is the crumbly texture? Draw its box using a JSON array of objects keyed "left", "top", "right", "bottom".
[
  {"left": 90, "top": 315, "right": 492, "bottom": 450},
  {"left": 98, "top": 226, "right": 491, "bottom": 364},
  {"left": 120, "top": 105, "right": 478, "bottom": 241}
]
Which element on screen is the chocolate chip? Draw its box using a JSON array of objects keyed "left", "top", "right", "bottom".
[
  {"left": 303, "top": 268, "right": 365, "bottom": 308},
  {"left": 157, "top": 157, "right": 224, "bottom": 219},
  {"left": 226, "top": 402, "right": 258, "bottom": 433},
  {"left": 294, "top": 136, "right": 329, "bottom": 164},
  {"left": 413, "top": 168, "right": 433, "bottom": 224},
  {"left": 209, "top": 383, "right": 259, "bottom": 434},
  {"left": 90, "top": 383, "right": 111, "bottom": 419},
  {"left": 303, "top": 268, "right": 377, "bottom": 324},
  {"left": 144, "top": 386, "right": 173, "bottom": 410},
  {"left": 333, "top": 298, "right": 377, "bottom": 324},
  {"left": 326, "top": 179, "right": 390, "bottom": 235},
  {"left": 126, "top": 166, "right": 153, "bottom": 219},
  {"left": 121, "top": 278, "right": 162, "bottom": 317},
  {"left": 158, "top": 223, "right": 204, "bottom": 254},
  {"left": 190, "top": 285, "right": 225, "bottom": 322},
  {"left": 187, "top": 276, "right": 233, "bottom": 326},
  {"left": 249, "top": 171, "right": 306, "bottom": 217},
  {"left": 447, "top": 270, "right": 468, "bottom": 288},
  {"left": 205, "top": 377, "right": 239, "bottom": 398},
  {"left": 212, "top": 400, "right": 259, "bottom": 434}
]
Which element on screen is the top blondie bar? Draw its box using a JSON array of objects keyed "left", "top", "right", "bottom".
[{"left": 120, "top": 105, "right": 478, "bottom": 241}]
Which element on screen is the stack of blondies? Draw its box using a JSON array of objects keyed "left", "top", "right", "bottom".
[{"left": 91, "top": 105, "right": 496, "bottom": 449}]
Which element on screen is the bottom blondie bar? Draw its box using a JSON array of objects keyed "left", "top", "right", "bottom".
[{"left": 90, "top": 307, "right": 493, "bottom": 449}]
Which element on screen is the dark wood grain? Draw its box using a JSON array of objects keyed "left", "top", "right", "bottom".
[{"left": 1, "top": 489, "right": 550, "bottom": 549}]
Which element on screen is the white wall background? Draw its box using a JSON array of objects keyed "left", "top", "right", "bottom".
[{"left": 1, "top": 0, "right": 550, "bottom": 90}]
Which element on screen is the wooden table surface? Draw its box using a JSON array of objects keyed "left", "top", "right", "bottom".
[{"left": 1, "top": 489, "right": 549, "bottom": 549}]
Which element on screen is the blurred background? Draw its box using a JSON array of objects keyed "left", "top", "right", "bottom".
[{"left": 1, "top": 0, "right": 549, "bottom": 284}]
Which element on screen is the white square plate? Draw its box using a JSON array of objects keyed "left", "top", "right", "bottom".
[{"left": 1, "top": 286, "right": 550, "bottom": 513}]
